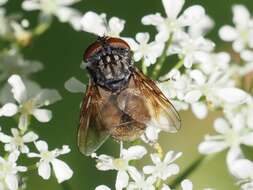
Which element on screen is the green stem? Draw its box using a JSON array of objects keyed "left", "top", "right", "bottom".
[
  {"left": 174, "top": 59, "right": 184, "bottom": 70},
  {"left": 152, "top": 34, "right": 173, "bottom": 79},
  {"left": 169, "top": 154, "right": 216, "bottom": 189},
  {"left": 141, "top": 59, "right": 148, "bottom": 75}
]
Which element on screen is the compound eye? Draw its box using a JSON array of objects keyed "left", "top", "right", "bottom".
[
  {"left": 83, "top": 41, "right": 102, "bottom": 61},
  {"left": 107, "top": 37, "right": 130, "bottom": 50}
]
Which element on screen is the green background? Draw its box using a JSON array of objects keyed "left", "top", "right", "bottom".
[{"left": 3, "top": 0, "right": 253, "bottom": 189}]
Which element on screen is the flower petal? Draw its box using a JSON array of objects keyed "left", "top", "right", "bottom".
[
  {"left": 21, "top": 1, "right": 40, "bottom": 11},
  {"left": 64, "top": 77, "right": 86, "bottom": 93},
  {"left": 38, "top": 161, "right": 51, "bottom": 180},
  {"left": 162, "top": 0, "right": 185, "bottom": 19},
  {"left": 213, "top": 118, "right": 230, "bottom": 134},
  {"left": 122, "top": 145, "right": 147, "bottom": 160},
  {"left": 23, "top": 131, "right": 38, "bottom": 143},
  {"left": 95, "top": 185, "right": 111, "bottom": 190},
  {"left": 108, "top": 17, "right": 125, "bottom": 36},
  {"left": 178, "top": 5, "right": 205, "bottom": 26},
  {"left": 215, "top": 88, "right": 248, "bottom": 105},
  {"left": 5, "top": 174, "right": 18, "bottom": 190},
  {"left": 81, "top": 11, "right": 106, "bottom": 36},
  {"left": 232, "top": 5, "right": 250, "bottom": 28},
  {"left": 0, "top": 103, "right": 18, "bottom": 117},
  {"left": 198, "top": 141, "right": 227, "bottom": 154},
  {"left": 115, "top": 171, "right": 129, "bottom": 190},
  {"left": 191, "top": 102, "right": 208, "bottom": 119},
  {"left": 8, "top": 74, "right": 27, "bottom": 103},
  {"left": 181, "top": 179, "right": 193, "bottom": 190},
  {"left": 34, "top": 89, "right": 62, "bottom": 107},
  {"left": 35, "top": 140, "right": 48, "bottom": 152},
  {"left": 219, "top": 26, "right": 238, "bottom": 41},
  {"left": 32, "top": 108, "right": 52, "bottom": 122},
  {"left": 51, "top": 158, "right": 73, "bottom": 183}
]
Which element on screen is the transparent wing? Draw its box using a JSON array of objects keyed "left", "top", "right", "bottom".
[
  {"left": 131, "top": 69, "right": 181, "bottom": 132},
  {"left": 78, "top": 82, "right": 109, "bottom": 156}
]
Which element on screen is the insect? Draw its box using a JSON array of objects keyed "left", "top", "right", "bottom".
[{"left": 78, "top": 36, "right": 181, "bottom": 156}]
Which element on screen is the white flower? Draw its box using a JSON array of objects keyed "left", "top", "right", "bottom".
[
  {"left": 219, "top": 4, "right": 253, "bottom": 52},
  {"left": 169, "top": 33, "right": 214, "bottom": 68},
  {"left": 22, "top": 0, "right": 81, "bottom": 30},
  {"left": 94, "top": 145, "right": 147, "bottom": 190},
  {"left": 81, "top": 11, "right": 125, "bottom": 37},
  {"left": 0, "top": 75, "right": 61, "bottom": 130},
  {"left": 28, "top": 140, "right": 73, "bottom": 183},
  {"left": 143, "top": 151, "right": 182, "bottom": 180},
  {"left": 199, "top": 115, "right": 253, "bottom": 160},
  {"left": 0, "top": 50, "right": 43, "bottom": 82},
  {"left": 0, "top": 151, "right": 27, "bottom": 190},
  {"left": 0, "top": 128, "right": 38, "bottom": 153},
  {"left": 130, "top": 32, "right": 164, "bottom": 66},
  {"left": 127, "top": 167, "right": 156, "bottom": 190},
  {"left": 185, "top": 69, "right": 247, "bottom": 115},
  {"left": 142, "top": 0, "right": 205, "bottom": 41}
]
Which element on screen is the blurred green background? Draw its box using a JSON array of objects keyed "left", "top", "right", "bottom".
[{"left": 3, "top": 0, "right": 253, "bottom": 189}]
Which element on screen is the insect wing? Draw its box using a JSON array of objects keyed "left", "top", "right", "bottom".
[
  {"left": 132, "top": 69, "right": 181, "bottom": 132},
  {"left": 78, "top": 82, "right": 109, "bottom": 156}
]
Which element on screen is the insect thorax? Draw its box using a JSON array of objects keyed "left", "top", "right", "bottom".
[{"left": 86, "top": 46, "right": 133, "bottom": 93}]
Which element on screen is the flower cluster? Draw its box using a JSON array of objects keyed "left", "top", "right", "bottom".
[{"left": 0, "top": 0, "right": 76, "bottom": 189}]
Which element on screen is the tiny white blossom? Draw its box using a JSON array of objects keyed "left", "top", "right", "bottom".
[
  {"left": 81, "top": 11, "right": 125, "bottom": 37},
  {"left": 94, "top": 145, "right": 147, "bottom": 190},
  {"left": 199, "top": 115, "right": 253, "bottom": 164},
  {"left": 142, "top": 0, "right": 205, "bottom": 41},
  {"left": 219, "top": 4, "right": 253, "bottom": 52},
  {"left": 127, "top": 167, "right": 156, "bottom": 190},
  {"left": 168, "top": 33, "right": 214, "bottom": 68},
  {"left": 0, "top": 75, "right": 61, "bottom": 130},
  {"left": 143, "top": 151, "right": 182, "bottom": 180},
  {"left": 130, "top": 32, "right": 164, "bottom": 66},
  {"left": 28, "top": 140, "right": 73, "bottom": 183},
  {"left": 22, "top": 0, "right": 82, "bottom": 30},
  {"left": 0, "top": 151, "right": 27, "bottom": 190},
  {"left": 0, "top": 128, "right": 38, "bottom": 153},
  {"left": 0, "top": 50, "right": 43, "bottom": 82}
]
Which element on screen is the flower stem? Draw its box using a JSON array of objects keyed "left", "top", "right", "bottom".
[
  {"left": 173, "top": 59, "right": 184, "bottom": 70},
  {"left": 169, "top": 154, "right": 216, "bottom": 188},
  {"left": 141, "top": 59, "right": 148, "bottom": 75},
  {"left": 154, "top": 143, "right": 164, "bottom": 189},
  {"left": 152, "top": 35, "right": 173, "bottom": 79}
]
